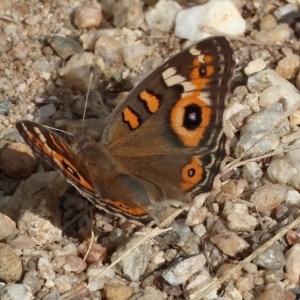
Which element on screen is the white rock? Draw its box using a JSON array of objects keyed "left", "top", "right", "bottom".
[
  {"left": 227, "top": 213, "right": 258, "bottom": 232},
  {"left": 151, "top": 251, "right": 165, "bottom": 265},
  {"left": 162, "top": 254, "right": 206, "bottom": 286},
  {"left": 284, "top": 139, "right": 300, "bottom": 190},
  {"left": 111, "top": 234, "right": 152, "bottom": 281},
  {"left": 273, "top": 4, "right": 298, "bottom": 19},
  {"left": 250, "top": 183, "right": 287, "bottom": 212},
  {"left": 222, "top": 202, "right": 248, "bottom": 217},
  {"left": 247, "top": 69, "right": 300, "bottom": 111},
  {"left": 243, "top": 162, "right": 263, "bottom": 183},
  {"left": 175, "top": 0, "right": 245, "bottom": 40},
  {"left": 259, "top": 86, "right": 281, "bottom": 106},
  {"left": 237, "top": 103, "right": 283, "bottom": 155},
  {"left": 145, "top": 0, "right": 182, "bottom": 33},
  {"left": 32, "top": 57, "right": 52, "bottom": 73},
  {"left": 267, "top": 158, "right": 297, "bottom": 184},
  {"left": 185, "top": 206, "right": 207, "bottom": 227},
  {"left": 285, "top": 244, "right": 300, "bottom": 285},
  {"left": 286, "top": 190, "right": 300, "bottom": 207},
  {"left": 87, "top": 265, "right": 115, "bottom": 291},
  {"left": 244, "top": 93, "right": 259, "bottom": 112},
  {"left": 38, "top": 257, "right": 55, "bottom": 285},
  {"left": 184, "top": 270, "right": 218, "bottom": 300},
  {"left": 286, "top": 0, "right": 300, "bottom": 4},
  {"left": 244, "top": 58, "right": 267, "bottom": 76},
  {"left": 0, "top": 284, "right": 33, "bottom": 300},
  {"left": 121, "top": 43, "right": 149, "bottom": 69}
]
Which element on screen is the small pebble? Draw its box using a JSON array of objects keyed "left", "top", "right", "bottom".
[
  {"left": 0, "top": 213, "right": 18, "bottom": 240},
  {"left": 244, "top": 58, "right": 267, "bottom": 76},
  {"left": 185, "top": 206, "right": 207, "bottom": 227},
  {"left": 132, "top": 286, "right": 165, "bottom": 300},
  {"left": 145, "top": 0, "right": 182, "bottom": 32},
  {"left": 162, "top": 254, "right": 206, "bottom": 286},
  {"left": 0, "top": 243, "right": 22, "bottom": 283},
  {"left": 222, "top": 202, "right": 248, "bottom": 217},
  {"left": 121, "top": 43, "right": 149, "bottom": 69},
  {"left": 0, "top": 284, "right": 33, "bottom": 300},
  {"left": 285, "top": 243, "right": 300, "bottom": 285},
  {"left": 286, "top": 190, "right": 300, "bottom": 207},
  {"left": 267, "top": 159, "right": 297, "bottom": 184},
  {"left": 111, "top": 234, "right": 152, "bottom": 281},
  {"left": 227, "top": 213, "right": 258, "bottom": 232},
  {"left": 264, "top": 269, "right": 284, "bottom": 283},
  {"left": 259, "top": 14, "right": 277, "bottom": 30},
  {"left": 184, "top": 270, "right": 218, "bottom": 300},
  {"left": 276, "top": 54, "right": 300, "bottom": 80},
  {"left": 77, "top": 242, "right": 107, "bottom": 265},
  {"left": 172, "top": 219, "right": 191, "bottom": 242},
  {"left": 113, "top": 0, "right": 144, "bottom": 29},
  {"left": 259, "top": 86, "right": 281, "bottom": 106},
  {"left": 216, "top": 264, "right": 241, "bottom": 281},
  {"left": 253, "top": 242, "right": 286, "bottom": 270},
  {"left": 47, "top": 35, "right": 84, "bottom": 60},
  {"left": 0, "top": 100, "right": 10, "bottom": 115},
  {"left": 58, "top": 52, "right": 104, "bottom": 92},
  {"left": 210, "top": 229, "right": 250, "bottom": 257},
  {"left": 253, "top": 23, "right": 292, "bottom": 43},
  {"left": 273, "top": 3, "right": 298, "bottom": 19},
  {"left": 64, "top": 254, "right": 87, "bottom": 273},
  {"left": 250, "top": 183, "right": 287, "bottom": 212},
  {"left": 243, "top": 162, "right": 263, "bottom": 183},
  {"left": 104, "top": 284, "right": 135, "bottom": 300},
  {"left": 74, "top": 3, "right": 102, "bottom": 29},
  {"left": 31, "top": 57, "right": 52, "bottom": 73},
  {"left": 38, "top": 257, "right": 55, "bottom": 287},
  {"left": 257, "top": 284, "right": 285, "bottom": 300},
  {"left": 243, "top": 263, "right": 258, "bottom": 274}
]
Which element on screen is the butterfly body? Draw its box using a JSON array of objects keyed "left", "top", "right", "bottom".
[{"left": 16, "top": 36, "right": 235, "bottom": 224}]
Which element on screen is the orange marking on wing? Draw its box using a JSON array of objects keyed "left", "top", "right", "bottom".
[
  {"left": 181, "top": 157, "right": 203, "bottom": 191},
  {"left": 123, "top": 107, "right": 140, "bottom": 129},
  {"left": 204, "top": 55, "right": 213, "bottom": 63},
  {"left": 190, "top": 58, "right": 210, "bottom": 89},
  {"left": 49, "top": 134, "right": 72, "bottom": 155},
  {"left": 169, "top": 53, "right": 216, "bottom": 147},
  {"left": 170, "top": 92, "right": 211, "bottom": 147},
  {"left": 140, "top": 91, "right": 160, "bottom": 113},
  {"left": 46, "top": 134, "right": 94, "bottom": 192},
  {"left": 206, "top": 65, "right": 214, "bottom": 77},
  {"left": 78, "top": 178, "right": 94, "bottom": 192},
  {"left": 105, "top": 199, "right": 147, "bottom": 216}
]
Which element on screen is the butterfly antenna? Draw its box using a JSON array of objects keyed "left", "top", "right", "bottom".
[{"left": 82, "top": 66, "right": 95, "bottom": 133}]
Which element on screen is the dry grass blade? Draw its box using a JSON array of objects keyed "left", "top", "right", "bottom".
[{"left": 194, "top": 214, "right": 300, "bottom": 299}]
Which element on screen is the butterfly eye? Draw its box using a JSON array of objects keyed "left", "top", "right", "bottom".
[
  {"left": 183, "top": 104, "right": 202, "bottom": 130},
  {"left": 200, "top": 65, "right": 207, "bottom": 76},
  {"left": 181, "top": 157, "right": 203, "bottom": 191},
  {"left": 188, "top": 168, "right": 195, "bottom": 177}
]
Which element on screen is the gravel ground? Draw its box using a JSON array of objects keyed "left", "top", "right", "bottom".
[{"left": 1, "top": 0, "right": 300, "bottom": 299}]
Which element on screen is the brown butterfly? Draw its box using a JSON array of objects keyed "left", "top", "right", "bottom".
[{"left": 16, "top": 36, "right": 235, "bottom": 224}]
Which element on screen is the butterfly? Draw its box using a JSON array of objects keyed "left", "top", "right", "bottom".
[{"left": 16, "top": 36, "right": 235, "bottom": 225}]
